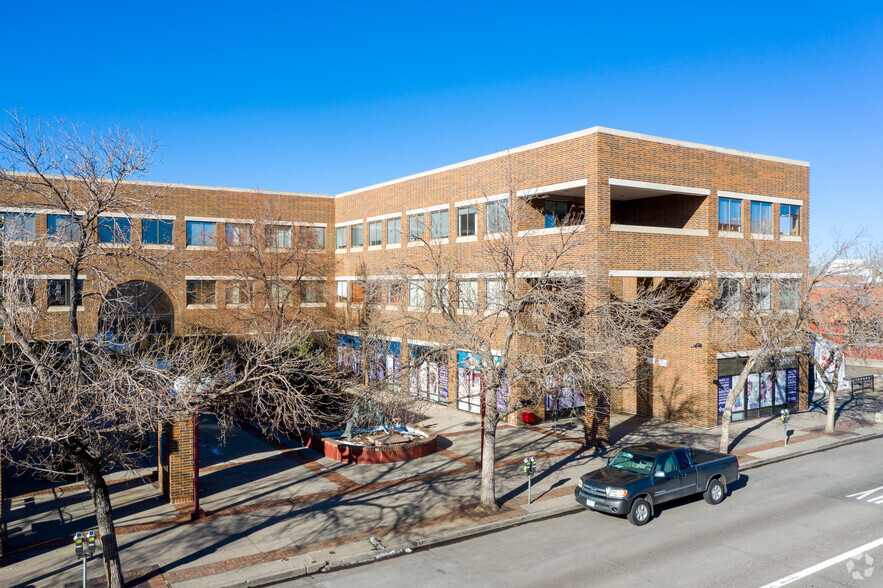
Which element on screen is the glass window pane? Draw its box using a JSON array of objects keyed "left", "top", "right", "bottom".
[
  {"left": 351, "top": 224, "right": 363, "bottom": 247},
  {"left": 98, "top": 217, "right": 131, "bottom": 244},
  {"left": 336, "top": 280, "right": 348, "bottom": 302},
  {"left": 430, "top": 210, "right": 448, "bottom": 239},
  {"left": 458, "top": 207, "right": 476, "bottom": 237},
  {"left": 409, "top": 214, "right": 424, "bottom": 242},
  {"left": 387, "top": 218, "right": 401, "bottom": 244},
  {"left": 336, "top": 227, "right": 347, "bottom": 248},
  {"left": 1, "top": 212, "right": 36, "bottom": 240},
  {"left": 486, "top": 201, "right": 508, "bottom": 234},
  {"left": 369, "top": 221, "right": 382, "bottom": 245}
]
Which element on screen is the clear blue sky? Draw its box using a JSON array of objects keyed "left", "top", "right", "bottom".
[{"left": 2, "top": 1, "right": 880, "bottom": 246}]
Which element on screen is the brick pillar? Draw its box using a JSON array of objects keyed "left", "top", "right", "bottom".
[
  {"left": 1, "top": 451, "right": 4, "bottom": 559},
  {"left": 158, "top": 416, "right": 195, "bottom": 505},
  {"left": 584, "top": 390, "right": 610, "bottom": 447}
]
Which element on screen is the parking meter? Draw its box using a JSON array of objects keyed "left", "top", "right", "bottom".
[
  {"left": 86, "top": 530, "right": 96, "bottom": 556},
  {"left": 780, "top": 409, "right": 791, "bottom": 446},
  {"left": 522, "top": 457, "right": 537, "bottom": 504},
  {"left": 73, "top": 530, "right": 95, "bottom": 587},
  {"left": 74, "top": 532, "right": 84, "bottom": 558}
]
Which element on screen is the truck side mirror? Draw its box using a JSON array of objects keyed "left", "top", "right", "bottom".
[{"left": 654, "top": 471, "right": 666, "bottom": 479}]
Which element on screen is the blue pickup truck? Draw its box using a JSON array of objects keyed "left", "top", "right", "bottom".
[{"left": 574, "top": 442, "right": 740, "bottom": 526}]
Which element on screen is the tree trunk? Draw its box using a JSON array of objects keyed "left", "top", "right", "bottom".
[
  {"left": 823, "top": 354, "right": 843, "bottom": 435},
  {"left": 479, "top": 416, "right": 498, "bottom": 512},
  {"left": 719, "top": 355, "right": 758, "bottom": 453},
  {"left": 71, "top": 446, "right": 125, "bottom": 588}
]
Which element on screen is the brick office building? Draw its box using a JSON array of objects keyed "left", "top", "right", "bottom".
[{"left": 0, "top": 127, "right": 810, "bottom": 525}]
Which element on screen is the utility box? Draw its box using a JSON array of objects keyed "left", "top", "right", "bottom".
[{"left": 522, "top": 411, "right": 537, "bottom": 424}]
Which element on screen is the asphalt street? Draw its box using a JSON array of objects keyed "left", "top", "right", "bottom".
[{"left": 283, "top": 437, "right": 883, "bottom": 588}]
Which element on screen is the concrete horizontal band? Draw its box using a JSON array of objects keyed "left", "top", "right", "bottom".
[
  {"left": 366, "top": 212, "right": 403, "bottom": 222},
  {"left": 517, "top": 225, "right": 585, "bottom": 237},
  {"left": 717, "top": 190, "right": 803, "bottom": 206},
  {"left": 608, "top": 270, "right": 708, "bottom": 278},
  {"left": 610, "top": 224, "right": 709, "bottom": 236},
  {"left": 406, "top": 203, "right": 450, "bottom": 216},
  {"left": 608, "top": 178, "right": 710, "bottom": 196},
  {"left": 454, "top": 193, "right": 510, "bottom": 208},
  {"left": 334, "top": 219, "right": 364, "bottom": 228},
  {"left": 717, "top": 272, "right": 803, "bottom": 279}
]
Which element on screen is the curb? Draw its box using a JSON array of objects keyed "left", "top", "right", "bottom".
[{"left": 170, "top": 429, "right": 882, "bottom": 587}]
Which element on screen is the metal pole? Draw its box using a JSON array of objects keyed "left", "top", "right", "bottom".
[
  {"left": 82, "top": 554, "right": 87, "bottom": 587},
  {"left": 527, "top": 473, "right": 532, "bottom": 505},
  {"left": 784, "top": 421, "right": 788, "bottom": 446}
]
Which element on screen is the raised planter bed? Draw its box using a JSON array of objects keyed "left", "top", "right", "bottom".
[{"left": 303, "top": 424, "right": 437, "bottom": 464}]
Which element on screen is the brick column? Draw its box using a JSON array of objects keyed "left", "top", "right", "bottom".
[
  {"left": 158, "top": 416, "right": 195, "bottom": 505},
  {"left": 1, "top": 452, "right": 4, "bottom": 559}
]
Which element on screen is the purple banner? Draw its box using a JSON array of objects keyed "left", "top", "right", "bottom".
[
  {"left": 786, "top": 368, "right": 799, "bottom": 403},
  {"left": 438, "top": 364, "right": 449, "bottom": 401},
  {"left": 718, "top": 376, "right": 732, "bottom": 415}
]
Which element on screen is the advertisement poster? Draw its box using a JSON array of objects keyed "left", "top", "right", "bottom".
[
  {"left": 775, "top": 370, "right": 787, "bottom": 405},
  {"left": 747, "top": 373, "right": 760, "bottom": 410},
  {"left": 732, "top": 375, "right": 744, "bottom": 412},
  {"left": 786, "top": 368, "right": 799, "bottom": 403},
  {"left": 438, "top": 364, "right": 449, "bottom": 401},
  {"left": 717, "top": 376, "right": 731, "bottom": 415},
  {"left": 760, "top": 371, "right": 774, "bottom": 408}
]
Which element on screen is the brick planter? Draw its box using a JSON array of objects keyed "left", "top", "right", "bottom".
[{"left": 303, "top": 425, "right": 437, "bottom": 464}]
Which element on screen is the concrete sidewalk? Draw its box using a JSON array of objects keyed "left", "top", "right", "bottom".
[{"left": 2, "top": 390, "right": 882, "bottom": 587}]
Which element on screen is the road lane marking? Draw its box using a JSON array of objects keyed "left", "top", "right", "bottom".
[
  {"left": 846, "top": 485, "right": 883, "bottom": 501},
  {"left": 758, "top": 536, "right": 883, "bottom": 588}
]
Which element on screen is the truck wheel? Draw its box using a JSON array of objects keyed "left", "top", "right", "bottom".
[
  {"left": 704, "top": 479, "right": 725, "bottom": 505},
  {"left": 627, "top": 498, "right": 652, "bottom": 526}
]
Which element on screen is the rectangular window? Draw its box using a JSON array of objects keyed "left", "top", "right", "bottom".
[
  {"left": 430, "top": 279, "right": 449, "bottom": 311},
  {"left": 225, "top": 281, "right": 251, "bottom": 305},
  {"left": 486, "top": 200, "right": 508, "bottom": 234},
  {"left": 142, "top": 219, "right": 173, "bottom": 245},
  {"left": 718, "top": 198, "right": 742, "bottom": 232},
  {"left": 186, "top": 221, "right": 216, "bottom": 246},
  {"left": 98, "top": 217, "right": 132, "bottom": 244},
  {"left": 750, "top": 201, "right": 772, "bottom": 234},
  {"left": 266, "top": 225, "right": 291, "bottom": 248},
  {"left": 458, "top": 207, "right": 476, "bottom": 237},
  {"left": 269, "top": 283, "right": 291, "bottom": 306},
  {"left": 301, "top": 281, "right": 325, "bottom": 303},
  {"left": 780, "top": 205, "right": 800, "bottom": 236},
  {"left": 458, "top": 279, "right": 478, "bottom": 310},
  {"left": 408, "top": 214, "right": 424, "bottom": 242},
  {"left": 336, "top": 280, "right": 348, "bottom": 303},
  {"left": 751, "top": 279, "right": 771, "bottom": 311},
  {"left": 544, "top": 201, "right": 571, "bottom": 228},
  {"left": 387, "top": 281, "right": 402, "bottom": 304},
  {"left": 387, "top": 218, "right": 401, "bottom": 244},
  {"left": 779, "top": 279, "right": 798, "bottom": 310},
  {"left": 298, "top": 226, "right": 325, "bottom": 249},
  {"left": 718, "top": 278, "right": 741, "bottom": 312},
  {"left": 47, "top": 279, "right": 84, "bottom": 308},
  {"left": 47, "top": 214, "right": 82, "bottom": 242},
  {"left": 186, "top": 280, "right": 216, "bottom": 306},
  {"left": 368, "top": 221, "right": 382, "bottom": 246},
  {"left": 486, "top": 279, "right": 504, "bottom": 312},
  {"left": 225, "top": 223, "right": 251, "bottom": 247},
  {"left": 409, "top": 279, "right": 425, "bottom": 309},
  {"left": 430, "top": 210, "right": 448, "bottom": 239},
  {"left": 0, "top": 212, "right": 36, "bottom": 241},
  {"left": 336, "top": 227, "right": 347, "bottom": 249},
  {"left": 351, "top": 224, "right": 363, "bottom": 247},
  {"left": 8, "top": 278, "right": 36, "bottom": 305}
]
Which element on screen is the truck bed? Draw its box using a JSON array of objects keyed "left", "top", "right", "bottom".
[{"left": 689, "top": 448, "right": 731, "bottom": 466}]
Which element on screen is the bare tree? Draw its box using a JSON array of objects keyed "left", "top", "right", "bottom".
[
  {"left": 0, "top": 112, "right": 190, "bottom": 587},
  {"left": 355, "top": 159, "right": 676, "bottom": 512}
]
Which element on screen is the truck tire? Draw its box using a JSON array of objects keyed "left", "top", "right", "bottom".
[
  {"left": 627, "top": 498, "right": 652, "bottom": 526},
  {"left": 704, "top": 478, "right": 725, "bottom": 505}
]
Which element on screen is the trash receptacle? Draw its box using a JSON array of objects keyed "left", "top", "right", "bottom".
[{"left": 522, "top": 411, "right": 537, "bottom": 424}]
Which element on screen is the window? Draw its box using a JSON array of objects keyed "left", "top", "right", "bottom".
[
  {"left": 47, "top": 215, "right": 82, "bottom": 242},
  {"left": 336, "top": 280, "right": 348, "bottom": 303},
  {"left": 1, "top": 212, "right": 35, "bottom": 240},
  {"left": 408, "top": 214, "right": 424, "bottom": 242},
  {"left": 98, "top": 217, "right": 132, "bottom": 244},
  {"left": 225, "top": 281, "right": 251, "bottom": 305},
  {"left": 47, "top": 279, "right": 84, "bottom": 308},
  {"left": 718, "top": 198, "right": 742, "bottom": 232},
  {"left": 458, "top": 279, "right": 477, "bottom": 311},
  {"left": 142, "top": 219, "right": 173, "bottom": 245},
  {"left": 6, "top": 278, "right": 36, "bottom": 305},
  {"left": 430, "top": 278, "right": 449, "bottom": 311},
  {"left": 751, "top": 279, "right": 771, "bottom": 311},
  {"left": 186, "top": 280, "right": 216, "bottom": 306},
  {"left": 387, "top": 281, "right": 402, "bottom": 305},
  {"left": 269, "top": 283, "right": 292, "bottom": 306},
  {"left": 266, "top": 225, "right": 291, "bottom": 248},
  {"left": 351, "top": 224, "right": 363, "bottom": 247},
  {"left": 301, "top": 282, "right": 325, "bottom": 303},
  {"left": 387, "top": 218, "right": 401, "bottom": 244},
  {"left": 186, "top": 221, "right": 216, "bottom": 246},
  {"left": 780, "top": 279, "right": 798, "bottom": 310},
  {"left": 780, "top": 205, "right": 800, "bottom": 236},
  {"left": 750, "top": 201, "right": 772, "bottom": 234},
  {"left": 544, "top": 201, "right": 571, "bottom": 228},
  {"left": 299, "top": 226, "right": 325, "bottom": 249},
  {"left": 486, "top": 200, "right": 508, "bottom": 234},
  {"left": 409, "top": 279, "right": 425, "bottom": 309},
  {"left": 225, "top": 223, "right": 251, "bottom": 247},
  {"left": 369, "top": 221, "right": 382, "bottom": 246},
  {"left": 718, "top": 278, "right": 741, "bottom": 312},
  {"left": 336, "top": 227, "right": 347, "bottom": 249},
  {"left": 486, "top": 279, "right": 505, "bottom": 312},
  {"left": 458, "top": 207, "right": 476, "bottom": 237},
  {"left": 430, "top": 210, "right": 448, "bottom": 239}
]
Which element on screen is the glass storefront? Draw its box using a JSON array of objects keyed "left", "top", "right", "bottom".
[
  {"left": 717, "top": 356, "right": 799, "bottom": 424},
  {"left": 410, "top": 346, "right": 449, "bottom": 404}
]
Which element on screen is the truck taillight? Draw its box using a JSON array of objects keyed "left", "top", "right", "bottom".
[{"left": 736, "top": 458, "right": 740, "bottom": 470}]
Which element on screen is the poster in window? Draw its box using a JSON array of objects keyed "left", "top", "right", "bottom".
[
  {"left": 438, "top": 363, "right": 449, "bottom": 401},
  {"left": 747, "top": 373, "right": 760, "bottom": 410},
  {"left": 732, "top": 375, "right": 744, "bottom": 412},
  {"left": 717, "top": 376, "right": 731, "bottom": 414},
  {"left": 775, "top": 370, "right": 787, "bottom": 405},
  {"left": 760, "top": 371, "right": 774, "bottom": 408},
  {"left": 786, "top": 368, "right": 799, "bottom": 403}
]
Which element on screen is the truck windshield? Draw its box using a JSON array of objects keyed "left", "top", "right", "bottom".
[{"left": 608, "top": 451, "right": 655, "bottom": 475}]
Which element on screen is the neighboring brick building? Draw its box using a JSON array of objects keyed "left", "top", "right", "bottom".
[{"left": 1, "top": 127, "right": 810, "bottom": 433}]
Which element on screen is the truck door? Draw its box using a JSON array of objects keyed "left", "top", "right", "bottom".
[
  {"left": 651, "top": 453, "right": 682, "bottom": 504},
  {"left": 673, "top": 449, "right": 697, "bottom": 499}
]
